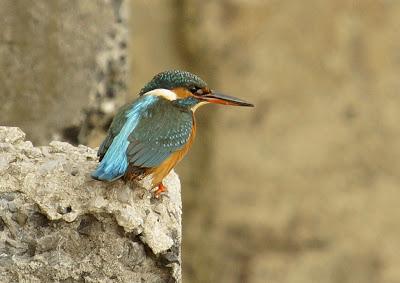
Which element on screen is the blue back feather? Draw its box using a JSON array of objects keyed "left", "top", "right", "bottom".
[{"left": 91, "top": 95, "right": 157, "bottom": 181}]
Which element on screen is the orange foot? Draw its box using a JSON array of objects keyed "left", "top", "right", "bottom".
[{"left": 154, "top": 183, "right": 166, "bottom": 199}]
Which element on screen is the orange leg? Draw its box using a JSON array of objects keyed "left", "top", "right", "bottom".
[{"left": 154, "top": 183, "right": 167, "bottom": 199}]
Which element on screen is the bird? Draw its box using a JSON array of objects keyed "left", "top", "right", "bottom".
[{"left": 91, "top": 70, "right": 254, "bottom": 197}]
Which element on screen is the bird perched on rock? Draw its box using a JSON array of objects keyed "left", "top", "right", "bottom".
[{"left": 92, "top": 70, "right": 253, "bottom": 197}]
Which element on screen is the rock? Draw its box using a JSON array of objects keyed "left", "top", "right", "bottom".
[{"left": 0, "top": 127, "right": 182, "bottom": 283}]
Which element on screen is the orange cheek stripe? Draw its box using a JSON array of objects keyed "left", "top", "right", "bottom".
[{"left": 172, "top": 87, "right": 192, "bottom": 99}]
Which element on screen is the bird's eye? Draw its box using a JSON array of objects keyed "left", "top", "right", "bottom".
[{"left": 189, "top": 86, "right": 199, "bottom": 94}]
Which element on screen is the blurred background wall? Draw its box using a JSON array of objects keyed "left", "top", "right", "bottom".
[{"left": 2, "top": 1, "right": 400, "bottom": 282}]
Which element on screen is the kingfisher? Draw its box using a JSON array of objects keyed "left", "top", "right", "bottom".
[{"left": 91, "top": 70, "right": 253, "bottom": 197}]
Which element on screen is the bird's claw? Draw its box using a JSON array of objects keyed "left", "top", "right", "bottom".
[{"left": 153, "top": 183, "right": 167, "bottom": 199}]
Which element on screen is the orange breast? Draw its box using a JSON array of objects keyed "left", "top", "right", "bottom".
[{"left": 148, "top": 117, "right": 196, "bottom": 187}]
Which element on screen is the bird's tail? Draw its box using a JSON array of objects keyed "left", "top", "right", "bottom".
[{"left": 91, "top": 157, "right": 126, "bottom": 182}]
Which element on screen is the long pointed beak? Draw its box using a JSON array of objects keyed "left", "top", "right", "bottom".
[{"left": 200, "top": 91, "right": 254, "bottom": 107}]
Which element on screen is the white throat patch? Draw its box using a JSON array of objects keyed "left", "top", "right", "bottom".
[{"left": 144, "top": 88, "right": 177, "bottom": 101}]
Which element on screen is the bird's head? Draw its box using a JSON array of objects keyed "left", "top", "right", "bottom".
[{"left": 139, "top": 70, "right": 254, "bottom": 111}]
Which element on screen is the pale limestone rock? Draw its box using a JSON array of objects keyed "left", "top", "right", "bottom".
[{"left": 0, "top": 127, "right": 181, "bottom": 283}]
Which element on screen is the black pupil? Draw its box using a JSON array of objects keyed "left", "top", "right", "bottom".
[{"left": 190, "top": 86, "right": 198, "bottom": 93}]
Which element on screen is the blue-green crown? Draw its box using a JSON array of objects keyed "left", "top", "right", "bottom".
[{"left": 139, "top": 70, "right": 207, "bottom": 95}]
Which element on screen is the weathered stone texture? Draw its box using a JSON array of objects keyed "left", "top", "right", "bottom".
[{"left": 0, "top": 127, "right": 181, "bottom": 282}]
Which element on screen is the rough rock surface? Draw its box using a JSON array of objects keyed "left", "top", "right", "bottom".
[{"left": 0, "top": 127, "right": 181, "bottom": 283}]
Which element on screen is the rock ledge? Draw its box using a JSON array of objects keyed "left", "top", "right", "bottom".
[{"left": 0, "top": 127, "right": 181, "bottom": 283}]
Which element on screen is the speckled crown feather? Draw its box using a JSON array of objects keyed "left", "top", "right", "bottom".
[{"left": 139, "top": 70, "right": 207, "bottom": 95}]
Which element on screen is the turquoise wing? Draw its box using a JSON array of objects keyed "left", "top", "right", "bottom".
[
  {"left": 126, "top": 98, "right": 193, "bottom": 168},
  {"left": 91, "top": 96, "right": 193, "bottom": 181}
]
